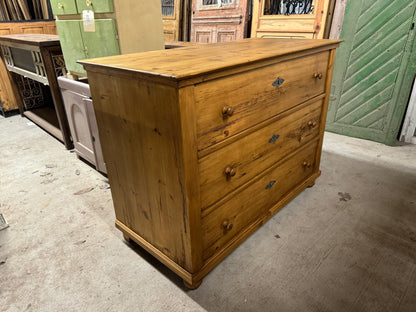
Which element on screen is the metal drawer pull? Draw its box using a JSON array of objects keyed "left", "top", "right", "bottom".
[
  {"left": 86, "top": 0, "right": 92, "bottom": 6},
  {"left": 222, "top": 106, "right": 234, "bottom": 118},
  {"left": 307, "top": 121, "right": 317, "bottom": 128},
  {"left": 266, "top": 180, "right": 276, "bottom": 190},
  {"left": 222, "top": 220, "right": 233, "bottom": 231},
  {"left": 269, "top": 134, "right": 280, "bottom": 143},
  {"left": 224, "top": 166, "right": 236, "bottom": 178},
  {"left": 303, "top": 161, "right": 312, "bottom": 168},
  {"left": 313, "top": 73, "right": 323, "bottom": 79},
  {"left": 272, "top": 77, "right": 285, "bottom": 87},
  {"left": 58, "top": 3, "right": 63, "bottom": 9}
]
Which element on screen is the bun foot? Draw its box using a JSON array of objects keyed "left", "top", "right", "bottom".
[
  {"left": 123, "top": 233, "right": 132, "bottom": 243},
  {"left": 183, "top": 279, "right": 202, "bottom": 290},
  {"left": 307, "top": 181, "right": 315, "bottom": 188}
]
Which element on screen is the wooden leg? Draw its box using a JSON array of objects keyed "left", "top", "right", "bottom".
[{"left": 183, "top": 279, "right": 202, "bottom": 290}]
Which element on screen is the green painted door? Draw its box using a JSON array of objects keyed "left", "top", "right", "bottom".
[
  {"left": 81, "top": 19, "right": 120, "bottom": 59},
  {"left": 56, "top": 20, "right": 87, "bottom": 74},
  {"left": 76, "top": 0, "right": 114, "bottom": 13},
  {"left": 50, "top": 0, "right": 78, "bottom": 15},
  {"left": 57, "top": 19, "right": 120, "bottom": 74},
  {"left": 327, "top": 0, "right": 416, "bottom": 145}
]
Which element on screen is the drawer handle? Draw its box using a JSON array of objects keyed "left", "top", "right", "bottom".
[
  {"left": 269, "top": 134, "right": 280, "bottom": 143},
  {"left": 307, "top": 121, "right": 317, "bottom": 128},
  {"left": 224, "top": 166, "right": 236, "bottom": 178},
  {"left": 58, "top": 3, "right": 63, "bottom": 9},
  {"left": 313, "top": 73, "right": 323, "bottom": 79},
  {"left": 222, "top": 220, "right": 233, "bottom": 231},
  {"left": 265, "top": 180, "right": 276, "bottom": 190},
  {"left": 303, "top": 161, "right": 312, "bottom": 168},
  {"left": 272, "top": 77, "right": 285, "bottom": 87},
  {"left": 222, "top": 106, "right": 234, "bottom": 118},
  {"left": 86, "top": 0, "right": 92, "bottom": 6}
]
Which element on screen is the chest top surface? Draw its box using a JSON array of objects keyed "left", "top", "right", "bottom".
[{"left": 79, "top": 38, "right": 341, "bottom": 82}]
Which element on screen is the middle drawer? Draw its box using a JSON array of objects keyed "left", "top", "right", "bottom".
[{"left": 198, "top": 97, "right": 323, "bottom": 209}]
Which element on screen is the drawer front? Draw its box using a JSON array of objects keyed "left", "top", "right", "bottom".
[
  {"left": 50, "top": 0, "right": 78, "bottom": 15},
  {"left": 201, "top": 140, "right": 318, "bottom": 260},
  {"left": 199, "top": 98, "right": 323, "bottom": 209},
  {"left": 76, "top": 0, "right": 114, "bottom": 13},
  {"left": 195, "top": 51, "right": 329, "bottom": 151}
]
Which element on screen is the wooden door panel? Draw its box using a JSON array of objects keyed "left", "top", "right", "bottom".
[
  {"left": 62, "top": 90, "right": 95, "bottom": 163},
  {"left": 21, "top": 27, "right": 44, "bottom": 34},
  {"left": 81, "top": 19, "right": 120, "bottom": 59},
  {"left": 50, "top": 0, "right": 78, "bottom": 15},
  {"left": 162, "top": 0, "right": 181, "bottom": 41},
  {"left": 252, "top": 0, "right": 330, "bottom": 39},
  {"left": 327, "top": 0, "right": 416, "bottom": 145},
  {"left": 191, "top": 0, "right": 250, "bottom": 43},
  {"left": 217, "top": 30, "right": 235, "bottom": 42},
  {"left": 56, "top": 20, "right": 87, "bottom": 74}
]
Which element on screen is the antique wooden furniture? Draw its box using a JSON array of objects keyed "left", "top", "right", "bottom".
[
  {"left": 58, "top": 77, "right": 106, "bottom": 173},
  {"left": 191, "top": 0, "right": 250, "bottom": 43},
  {"left": 251, "top": 0, "right": 332, "bottom": 39},
  {"left": 0, "top": 21, "right": 57, "bottom": 113},
  {"left": 0, "top": 33, "right": 72, "bottom": 148},
  {"left": 50, "top": 0, "right": 165, "bottom": 76},
  {"left": 80, "top": 38, "right": 341, "bottom": 288}
]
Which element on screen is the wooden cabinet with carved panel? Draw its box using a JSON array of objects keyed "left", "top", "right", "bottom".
[
  {"left": 80, "top": 38, "right": 340, "bottom": 289},
  {"left": 191, "top": 0, "right": 251, "bottom": 43},
  {"left": 0, "top": 21, "right": 57, "bottom": 114}
]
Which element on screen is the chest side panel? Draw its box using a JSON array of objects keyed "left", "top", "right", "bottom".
[{"left": 87, "top": 71, "right": 190, "bottom": 268}]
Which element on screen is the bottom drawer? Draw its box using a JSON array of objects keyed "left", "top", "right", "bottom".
[{"left": 201, "top": 139, "right": 319, "bottom": 260}]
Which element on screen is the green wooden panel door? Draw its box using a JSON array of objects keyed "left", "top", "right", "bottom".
[
  {"left": 81, "top": 19, "right": 120, "bottom": 60},
  {"left": 327, "top": 0, "right": 416, "bottom": 145},
  {"left": 76, "top": 0, "right": 114, "bottom": 13},
  {"left": 56, "top": 20, "right": 87, "bottom": 74},
  {"left": 57, "top": 19, "right": 120, "bottom": 75},
  {"left": 50, "top": 0, "right": 78, "bottom": 15}
]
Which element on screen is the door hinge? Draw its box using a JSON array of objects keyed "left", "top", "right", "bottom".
[{"left": 411, "top": 23, "right": 415, "bottom": 30}]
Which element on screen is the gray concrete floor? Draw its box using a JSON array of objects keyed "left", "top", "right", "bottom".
[{"left": 0, "top": 114, "right": 415, "bottom": 312}]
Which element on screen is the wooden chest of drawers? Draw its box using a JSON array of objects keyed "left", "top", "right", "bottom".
[{"left": 80, "top": 38, "right": 341, "bottom": 289}]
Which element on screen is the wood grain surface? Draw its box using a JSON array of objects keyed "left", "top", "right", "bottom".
[
  {"left": 80, "top": 38, "right": 341, "bottom": 80},
  {"left": 83, "top": 38, "right": 340, "bottom": 288}
]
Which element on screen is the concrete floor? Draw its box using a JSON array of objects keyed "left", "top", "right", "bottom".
[{"left": 0, "top": 115, "right": 415, "bottom": 312}]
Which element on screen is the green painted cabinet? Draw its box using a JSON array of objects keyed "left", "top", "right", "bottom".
[
  {"left": 327, "top": 0, "right": 416, "bottom": 145},
  {"left": 50, "top": 0, "right": 113, "bottom": 15},
  {"left": 56, "top": 19, "right": 119, "bottom": 74},
  {"left": 50, "top": 0, "right": 78, "bottom": 15},
  {"left": 75, "top": 0, "right": 113, "bottom": 13},
  {"left": 51, "top": 0, "right": 165, "bottom": 76}
]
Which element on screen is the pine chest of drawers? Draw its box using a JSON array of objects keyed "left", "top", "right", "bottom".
[{"left": 80, "top": 38, "right": 341, "bottom": 289}]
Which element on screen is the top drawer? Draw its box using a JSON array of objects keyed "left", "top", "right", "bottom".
[
  {"left": 195, "top": 51, "right": 329, "bottom": 152},
  {"left": 51, "top": 0, "right": 113, "bottom": 15}
]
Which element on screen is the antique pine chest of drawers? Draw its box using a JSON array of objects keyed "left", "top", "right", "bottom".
[{"left": 80, "top": 38, "right": 341, "bottom": 289}]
